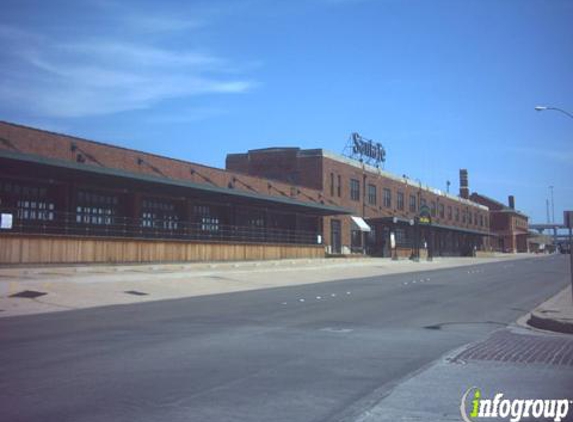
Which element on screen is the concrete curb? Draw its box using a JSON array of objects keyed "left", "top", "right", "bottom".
[
  {"left": 528, "top": 312, "right": 573, "bottom": 334},
  {"left": 526, "top": 286, "right": 573, "bottom": 335}
]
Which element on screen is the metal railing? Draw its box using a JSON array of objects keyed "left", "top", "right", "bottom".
[{"left": 0, "top": 208, "right": 321, "bottom": 246}]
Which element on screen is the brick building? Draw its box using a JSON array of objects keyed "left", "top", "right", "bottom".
[
  {"left": 0, "top": 121, "right": 349, "bottom": 265},
  {"left": 470, "top": 193, "right": 529, "bottom": 253},
  {"left": 227, "top": 148, "right": 492, "bottom": 257}
]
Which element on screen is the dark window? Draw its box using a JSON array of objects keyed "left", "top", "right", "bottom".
[
  {"left": 479, "top": 214, "right": 484, "bottom": 227},
  {"left": 409, "top": 194, "right": 417, "bottom": 212},
  {"left": 193, "top": 205, "right": 220, "bottom": 232},
  {"left": 462, "top": 210, "right": 467, "bottom": 223},
  {"left": 337, "top": 175, "right": 342, "bottom": 197},
  {"left": 350, "top": 179, "right": 360, "bottom": 201},
  {"left": 420, "top": 198, "right": 427, "bottom": 207},
  {"left": 447, "top": 205, "right": 453, "bottom": 220},
  {"left": 439, "top": 203, "right": 445, "bottom": 218},
  {"left": 430, "top": 201, "right": 436, "bottom": 217},
  {"left": 1, "top": 181, "right": 55, "bottom": 221},
  {"left": 397, "top": 192, "right": 404, "bottom": 211},
  {"left": 330, "top": 173, "right": 334, "bottom": 196},
  {"left": 141, "top": 198, "right": 179, "bottom": 230},
  {"left": 455, "top": 208, "right": 460, "bottom": 222},
  {"left": 367, "top": 184, "right": 377, "bottom": 205},
  {"left": 468, "top": 211, "right": 472, "bottom": 224},
  {"left": 383, "top": 188, "right": 392, "bottom": 208},
  {"left": 76, "top": 190, "right": 118, "bottom": 225},
  {"left": 474, "top": 213, "right": 478, "bottom": 226}
]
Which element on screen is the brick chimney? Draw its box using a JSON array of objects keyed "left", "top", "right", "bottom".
[
  {"left": 459, "top": 169, "right": 469, "bottom": 199},
  {"left": 508, "top": 195, "right": 515, "bottom": 209}
]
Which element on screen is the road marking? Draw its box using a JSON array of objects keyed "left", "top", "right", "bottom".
[
  {"left": 282, "top": 302, "right": 288, "bottom": 305},
  {"left": 346, "top": 291, "right": 351, "bottom": 295},
  {"left": 299, "top": 299, "right": 305, "bottom": 302},
  {"left": 316, "top": 296, "right": 322, "bottom": 300},
  {"left": 426, "top": 278, "right": 430, "bottom": 281}
]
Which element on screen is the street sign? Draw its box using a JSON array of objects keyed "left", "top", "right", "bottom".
[{"left": 564, "top": 211, "right": 573, "bottom": 229}]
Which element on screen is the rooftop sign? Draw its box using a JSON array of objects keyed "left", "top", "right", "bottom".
[{"left": 346, "top": 132, "right": 386, "bottom": 167}]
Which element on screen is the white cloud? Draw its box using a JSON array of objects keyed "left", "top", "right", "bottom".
[{"left": 0, "top": 8, "right": 254, "bottom": 118}]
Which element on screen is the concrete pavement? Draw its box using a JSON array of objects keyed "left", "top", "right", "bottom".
[
  {"left": 0, "top": 254, "right": 570, "bottom": 422},
  {"left": 0, "top": 253, "right": 539, "bottom": 317},
  {"left": 528, "top": 285, "right": 573, "bottom": 334}
]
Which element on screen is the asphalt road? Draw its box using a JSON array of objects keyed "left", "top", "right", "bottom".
[{"left": 0, "top": 255, "right": 570, "bottom": 422}]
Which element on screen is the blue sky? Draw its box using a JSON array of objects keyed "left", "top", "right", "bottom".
[{"left": 1, "top": 0, "right": 572, "bottom": 224}]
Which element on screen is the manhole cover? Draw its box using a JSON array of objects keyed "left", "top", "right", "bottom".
[
  {"left": 124, "top": 290, "right": 149, "bottom": 296},
  {"left": 10, "top": 290, "right": 48, "bottom": 299}
]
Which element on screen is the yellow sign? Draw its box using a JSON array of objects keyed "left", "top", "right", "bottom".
[{"left": 419, "top": 216, "right": 431, "bottom": 225}]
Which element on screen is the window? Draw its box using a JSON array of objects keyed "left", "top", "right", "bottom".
[
  {"left": 368, "top": 184, "right": 377, "bottom": 205},
  {"left": 330, "top": 173, "right": 334, "bottom": 197},
  {"left": 1, "top": 181, "right": 55, "bottom": 222},
  {"left": 474, "top": 213, "right": 478, "bottom": 226},
  {"left": 383, "top": 188, "right": 392, "bottom": 208},
  {"left": 337, "top": 175, "right": 342, "bottom": 197},
  {"left": 462, "top": 210, "right": 467, "bottom": 223},
  {"left": 193, "top": 205, "right": 219, "bottom": 232},
  {"left": 455, "top": 208, "right": 460, "bottom": 222},
  {"left": 76, "top": 190, "right": 118, "bottom": 225},
  {"left": 409, "top": 194, "right": 417, "bottom": 213},
  {"left": 420, "top": 198, "right": 427, "bottom": 207},
  {"left": 350, "top": 179, "right": 360, "bottom": 201},
  {"left": 447, "top": 205, "right": 452, "bottom": 220},
  {"left": 439, "top": 203, "right": 445, "bottom": 219},
  {"left": 479, "top": 214, "right": 484, "bottom": 227},
  {"left": 430, "top": 201, "right": 436, "bottom": 217},
  {"left": 141, "top": 199, "right": 179, "bottom": 230},
  {"left": 468, "top": 211, "right": 472, "bottom": 224},
  {"left": 397, "top": 192, "right": 404, "bottom": 211}
]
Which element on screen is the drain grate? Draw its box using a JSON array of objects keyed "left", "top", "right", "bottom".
[
  {"left": 124, "top": 290, "right": 149, "bottom": 296},
  {"left": 452, "top": 330, "right": 573, "bottom": 367},
  {"left": 10, "top": 290, "right": 48, "bottom": 299}
]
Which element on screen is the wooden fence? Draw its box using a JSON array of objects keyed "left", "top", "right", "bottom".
[{"left": 0, "top": 234, "right": 324, "bottom": 265}]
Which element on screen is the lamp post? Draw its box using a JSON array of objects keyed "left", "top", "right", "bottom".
[{"left": 535, "top": 105, "right": 573, "bottom": 120}]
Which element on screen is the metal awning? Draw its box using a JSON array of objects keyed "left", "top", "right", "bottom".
[{"left": 351, "top": 216, "right": 371, "bottom": 232}]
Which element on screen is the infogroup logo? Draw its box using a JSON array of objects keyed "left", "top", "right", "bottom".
[{"left": 460, "top": 387, "right": 571, "bottom": 422}]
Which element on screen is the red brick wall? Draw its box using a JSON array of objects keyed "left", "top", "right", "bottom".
[
  {"left": 0, "top": 121, "right": 327, "bottom": 209},
  {"left": 227, "top": 149, "right": 491, "bottom": 253}
]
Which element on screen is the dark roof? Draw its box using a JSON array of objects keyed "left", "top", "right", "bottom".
[
  {"left": 471, "top": 192, "right": 528, "bottom": 218},
  {"left": 0, "top": 149, "right": 352, "bottom": 216}
]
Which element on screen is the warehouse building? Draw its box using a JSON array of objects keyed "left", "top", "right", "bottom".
[
  {"left": 0, "top": 121, "right": 349, "bottom": 265},
  {"left": 227, "top": 148, "right": 493, "bottom": 258},
  {"left": 470, "top": 193, "right": 529, "bottom": 253}
]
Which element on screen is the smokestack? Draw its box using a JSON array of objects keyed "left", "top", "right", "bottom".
[
  {"left": 459, "top": 169, "right": 469, "bottom": 199},
  {"left": 508, "top": 195, "right": 515, "bottom": 209}
]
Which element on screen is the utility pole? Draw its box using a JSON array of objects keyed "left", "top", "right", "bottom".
[
  {"left": 546, "top": 199, "right": 550, "bottom": 224},
  {"left": 549, "top": 186, "right": 555, "bottom": 224}
]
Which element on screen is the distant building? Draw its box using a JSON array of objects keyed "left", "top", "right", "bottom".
[{"left": 469, "top": 193, "right": 529, "bottom": 253}]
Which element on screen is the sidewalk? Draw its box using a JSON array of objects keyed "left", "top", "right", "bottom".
[
  {"left": 527, "top": 286, "right": 573, "bottom": 334},
  {"left": 0, "top": 254, "right": 538, "bottom": 318},
  {"left": 341, "top": 326, "right": 573, "bottom": 422}
]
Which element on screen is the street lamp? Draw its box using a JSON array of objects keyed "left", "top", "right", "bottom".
[{"left": 535, "top": 105, "right": 573, "bottom": 120}]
